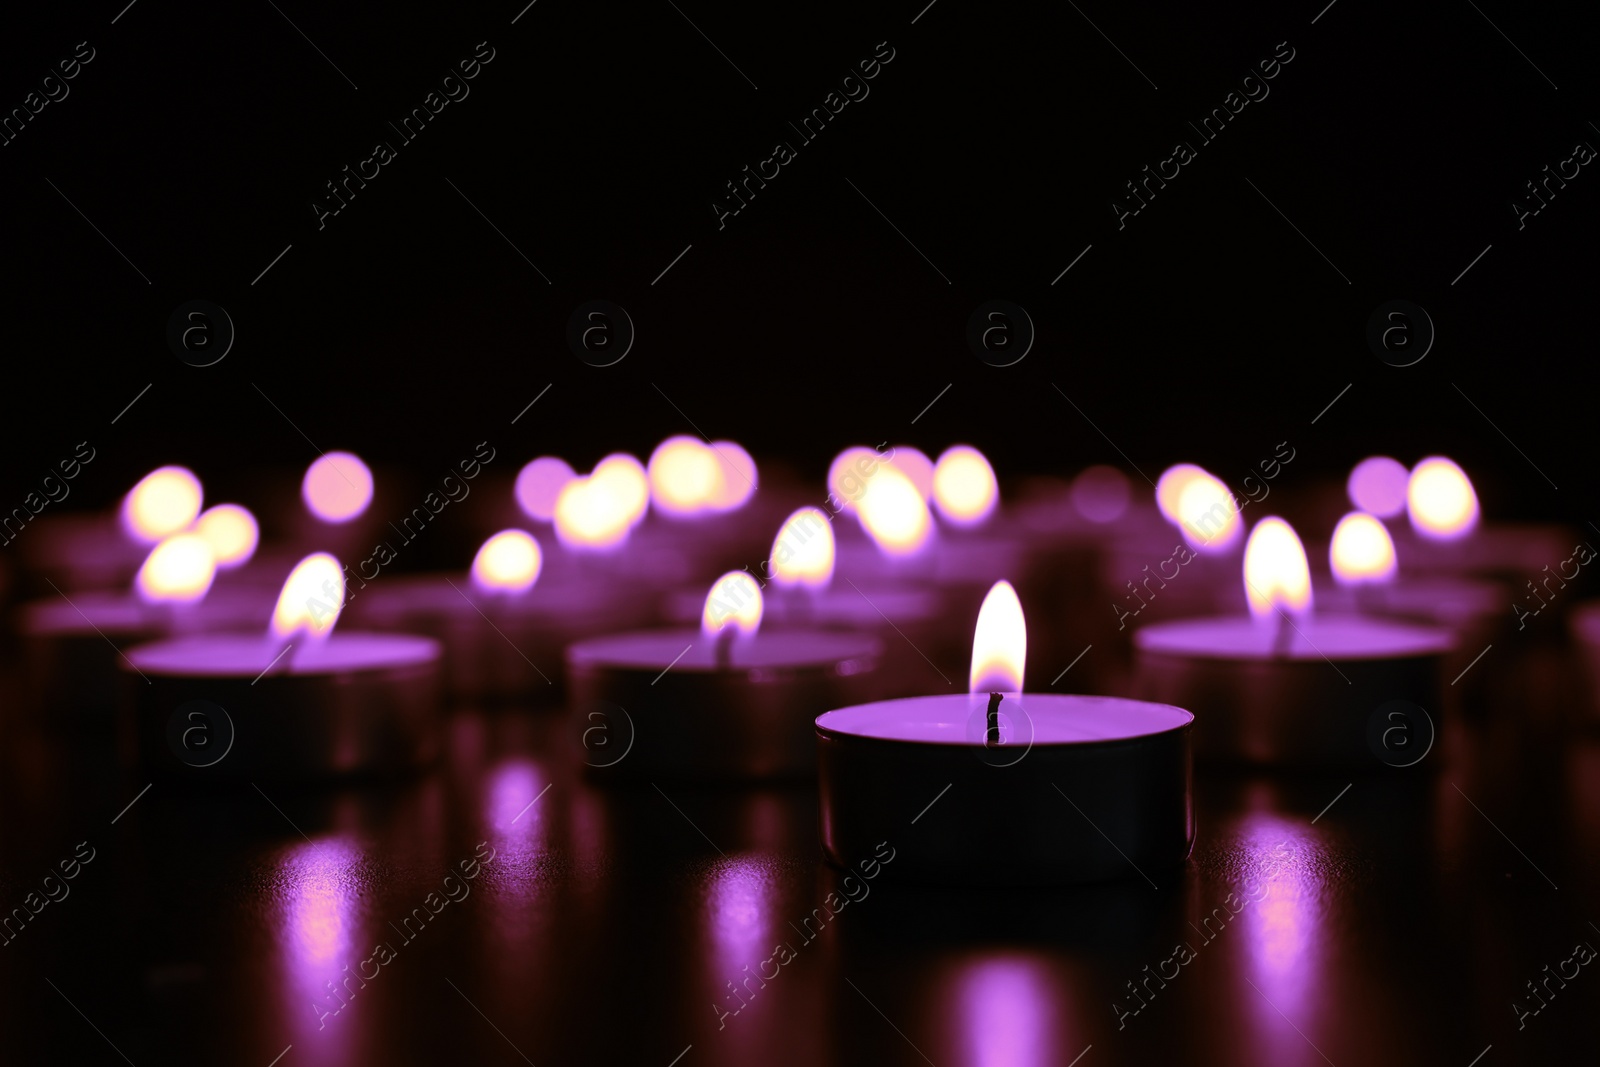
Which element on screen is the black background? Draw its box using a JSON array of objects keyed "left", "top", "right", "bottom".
[{"left": 0, "top": 0, "right": 1594, "bottom": 518}]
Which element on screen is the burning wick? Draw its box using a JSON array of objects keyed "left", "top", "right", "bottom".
[
  {"left": 1272, "top": 611, "right": 1293, "bottom": 657},
  {"left": 714, "top": 626, "right": 736, "bottom": 670},
  {"left": 701, "top": 570, "right": 763, "bottom": 673},
  {"left": 986, "top": 691, "right": 1003, "bottom": 746}
]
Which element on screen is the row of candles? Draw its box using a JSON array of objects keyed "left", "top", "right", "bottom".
[{"left": 10, "top": 438, "right": 1584, "bottom": 884}]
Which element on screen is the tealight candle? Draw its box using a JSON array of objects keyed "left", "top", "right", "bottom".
[
  {"left": 18, "top": 464, "right": 202, "bottom": 594},
  {"left": 21, "top": 527, "right": 267, "bottom": 715},
  {"left": 1133, "top": 516, "right": 1451, "bottom": 766},
  {"left": 1387, "top": 456, "right": 1572, "bottom": 579},
  {"left": 1316, "top": 510, "right": 1505, "bottom": 657},
  {"left": 566, "top": 571, "right": 883, "bottom": 781},
  {"left": 816, "top": 581, "right": 1194, "bottom": 886},
  {"left": 346, "top": 529, "right": 655, "bottom": 703},
  {"left": 120, "top": 552, "right": 441, "bottom": 780},
  {"left": 658, "top": 507, "right": 953, "bottom": 696}
]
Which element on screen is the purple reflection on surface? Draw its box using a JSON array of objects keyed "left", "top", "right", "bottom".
[
  {"left": 1237, "top": 815, "right": 1321, "bottom": 1021},
  {"left": 706, "top": 858, "right": 775, "bottom": 967},
  {"left": 1347, "top": 456, "right": 1409, "bottom": 518},
  {"left": 486, "top": 759, "right": 548, "bottom": 846},
  {"left": 274, "top": 838, "right": 366, "bottom": 1055},
  {"left": 948, "top": 953, "right": 1065, "bottom": 1067}
]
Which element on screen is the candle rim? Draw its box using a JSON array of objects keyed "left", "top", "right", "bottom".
[
  {"left": 815, "top": 693, "right": 1193, "bottom": 747},
  {"left": 1133, "top": 614, "right": 1451, "bottom": 660}
]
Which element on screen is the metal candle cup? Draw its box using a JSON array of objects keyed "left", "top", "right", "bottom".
[
  {"left": 1133, "top": 616, "right": 1450, "bottom": 767},
  {"left": 566, "top": 629, "right": 882, "bottom": 782},
  {"left": 815, "top": 694, "right": 1194, "bottom": 886},
  {"left": 120, "top": 633, "right": 442, "bottom": 781}
]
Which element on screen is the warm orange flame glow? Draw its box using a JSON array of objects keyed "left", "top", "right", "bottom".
[
  {"left": 886, "top": 446, "right": 934, "bottom": 500},
  {"left": 471, "top": 529, "right": 543, "bottom": 593},
  {"left": 1155, "top": 464, "right": 1207, "bottom": 524},
  {"left": 1329, "top": 512, "right": 1397, "bottom": 586},
  {"left": 857, "top": 463, "right": 932, "bottom": 556},
  {"left": 769, "top": 507, "right": 835, "bottom": 589},
  {"left": 649, "top": 436, "right": 722, "bottom": 516},
  {"left": 706, "top": 440, "right": 757, "bottom": 511},
  {"left": 970, "top": 580, "right": 1026, "bottom": 693},
  {"left": 136, "top": 533, "right": 217, "bottom": 604},
  {"left": 1175, "top": 471, "right": 1242, "bottom": 552},
  {"left": 702, "top": 571, "right": 764, "bottom": 636},
  {"left": 1407, "top": 456, "right": 1479, "bottom": 540},
  {"left": 271, "top": 553, "right": 345, "bottom": 640},
  {"left": 1244, "top": 517, "right": 1313, "bottom": 620},
  {"left": 123, "top": 466, "right": 203, "bottom": 544},
  {"left": 195, "top": 504, "right": 259, "bottom": 568},
  {"left": 302, "top": 451, "right": 373, "bottom": 524},
  {"left": 932, "top": 445, "right": 999, "bottom": 527}
]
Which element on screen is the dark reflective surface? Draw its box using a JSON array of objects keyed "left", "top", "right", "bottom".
[{"left": 2, "top": 642, "right": 1598, "bottom": 1066}]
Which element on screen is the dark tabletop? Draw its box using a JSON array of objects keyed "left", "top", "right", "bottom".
[{"left": 1, "top": 634, "right": 1597, "bottom": 1067}]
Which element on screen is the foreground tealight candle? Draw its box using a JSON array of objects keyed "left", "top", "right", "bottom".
[
  {"left": 120, "top": 552, "right": 441, "bottom": 780},
  {"left": 566, "top": 571, "right": 883, "bottom": 781},
  {"left": 1133, "top": 517, "right": 1451, "bottom": 767},
  {"left": 816, "top": 581, "right": 1194, "bottom": 886}
]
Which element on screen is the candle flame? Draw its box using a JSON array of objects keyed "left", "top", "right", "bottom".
[
  {"left": 932, "top": 445, "right": 998, "bottom": 527},
  {"left": 769, "top": 507, "right": 835, "bottom": 589},
  {"left": 649, "top": 436, "right": 722, "bottom": 516},
  {"left": 1407, "top": 456, "right": 1479, "bottom": 540},
  {"left": 702, "top": 570, "right": 764, "bottom": 636},
  {"left": 1175, "top": 471, "right": 1242, "bottom": 552},
  {"left": 1329, "top": 511, "right": 1397, "bottom": 586},
  {"left": 706, "top": 440, "right": 757, "bottom": 511},
  {"left": 195, "top": 504, "right": 259, "bottom": 568},
  {"left": 135, "top": 533, "right": 217, "bottom": 603},
  {"left": 1155, "top": 464, "right": 1206, "bottom": 524},
  {"left": 471, "top": 529, "right": 542, "bottom": 593},
  {"left": 515, "top": 456, "right": 575, "bottom": 522},
  {"left": 271, "top": 552, "right": 346, "bottom": 640},
  {"left": 885, "top": 446, "right": 934, "bottom": 499},
  {"left": 1243, "top": 517, "right": 1313, "bottom": 620},
  {"left": 554, "top": 454, "right": 649, "bottom": 549},
  {"left": 827, "top": 447, "right": 880, "bottom": 514},
  {"left": 857, "top": 463, "right": 933, "bottom": 556},
  {"left": 123, "top": 466, "right": 203, "bottom": 544},
  {"left": 302, "top": 451, "right": 373, "bottom": 524},
  {"left": 593, "top": 454, "right": 649, "bottom": 526},
  {"left": 970, "top": 580, "right": 1026, "bottom": 694},
  {"left": 1346, "top": 456, "right": 1409, "bottom": 518}
]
